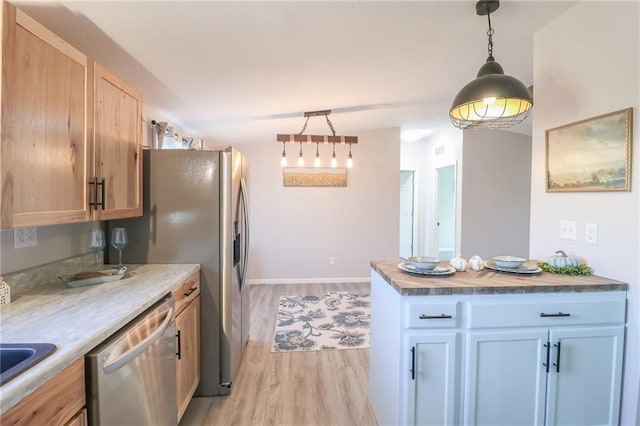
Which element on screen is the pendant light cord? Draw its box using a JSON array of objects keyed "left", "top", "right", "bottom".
[{"left": 486, "top": 11, "right": 495, "bottom": 60}]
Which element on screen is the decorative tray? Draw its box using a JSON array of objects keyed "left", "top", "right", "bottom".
[
  {"left": 397, "top": 262, "right": 456, "bottom": 276},
  {"left": 485, "top": 260, "right": 541, "bottom": 274},
  {"left": 58, "top": 266, "right": 128, "bottom": 288}
]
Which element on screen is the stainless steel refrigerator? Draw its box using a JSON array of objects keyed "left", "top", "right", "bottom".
[{"left": 109, "top": 147, "right": 250, "bottom": 396}]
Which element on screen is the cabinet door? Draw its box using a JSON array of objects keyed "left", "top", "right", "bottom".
[
  {"left": 464, "top": 330, "right": 547, "bottom": 426},
  {"left": 93, "top": 63, "right": 142, "bottom": 220},
  {"left": 545, "top": 326, "right": 624, "bottom": 426},
  {"left": 176, "top": 295, "right": 201, "bottom": 423},
  {"left": 405, "top": 332, "right": 459, "bottom": 426},
  {"left": 1, "top": 4, "right": 91, "bottom": 228}
]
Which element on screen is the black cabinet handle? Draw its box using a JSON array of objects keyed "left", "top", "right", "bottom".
[
  {"left": 89, "top": 177, "right": 98, "bottom": 210},
  {"left": 540, "top": 312, "right": 571, "bottom": 318},
  {"left": 553, "top": 342, "right": 561, "bottom": 373},
  {"left": 410, "top": 347, "right": 416, "bottom": 380},
  {"left": 184, "top": 287, "right": 197, "bottom": 298},
  {"left": 98, "top": 177, "right": 105, "bottom": 210},
  {"left": 176, "top": 330, "right": 182, "bottom": 360},
  {"left": 542, "top": 342, "right": 550, "bottom": 373},
  {"left": 419, "top": 314, "right": 453, "bottom": 320}
]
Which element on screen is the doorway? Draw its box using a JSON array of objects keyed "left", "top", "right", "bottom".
[
  {"left": 399, "top": 170, "right": 415, "bottom": 259},
  {"left": 435, "top": 164, "right": 456, "bottom": 260}
]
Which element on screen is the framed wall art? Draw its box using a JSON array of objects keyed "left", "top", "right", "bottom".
[
  {"left": 546, "top": 107, "right": 633, "bottom": 192},
  {"left": 283, "top": 167, "right": 347, "bottom": 187}
]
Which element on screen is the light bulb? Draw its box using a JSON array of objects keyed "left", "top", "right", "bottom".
[
  {"left": 314, "top": 155, "right": 321, "bottom": 167},
  {"left": 280, "top": 153, "right": 287, "bottom": 167},
  {"left": 483, "top": 97, "right": 496, "bottom": 105},
  {"left": 346, "top": 155, "right": 353, "bottom": 168},
  {"left": 331, "top": 143, "right": 337, "bottom": 168},
  {"left": 297, "top": 155, "right": 304, "bottom": 167}
]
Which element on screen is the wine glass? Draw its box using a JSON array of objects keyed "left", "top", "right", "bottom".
[
  {"left": 88, "top": 229, "right": 106, "bottom": 271},
  {"left": 111, "top": 227, "right": 129, "bottom": 267}
]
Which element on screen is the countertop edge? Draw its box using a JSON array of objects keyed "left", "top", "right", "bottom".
[{"left": 0, "top": 263, "right": 201, "bottom": 415}]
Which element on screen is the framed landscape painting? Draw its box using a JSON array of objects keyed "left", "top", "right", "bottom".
[{"left": 546, "top": 108, "right": 633, "bottom": 192}]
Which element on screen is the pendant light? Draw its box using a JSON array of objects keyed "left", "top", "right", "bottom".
[
  {"left": 314, "top": 142, "right": 321, "bottom": 167},
  {"left": 449, "top": 1, "right": 533, "bottom": 130},
  {"left": 277, "top": 110, "right": 358, "bottom": 168},
  {"left": 280, "top": 141, "right": 287, "bottom": 167}
]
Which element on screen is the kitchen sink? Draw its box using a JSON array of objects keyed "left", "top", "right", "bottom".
[{"left": 0, "top": 343, "right": 56, "bottom": 385}]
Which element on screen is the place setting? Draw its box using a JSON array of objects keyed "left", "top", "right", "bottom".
[
  {"left": 397, "top": 256, "right": 456, "bottom": 277},
  {"left": 485, "top": 256, "right": 542, "bottom": 274}
]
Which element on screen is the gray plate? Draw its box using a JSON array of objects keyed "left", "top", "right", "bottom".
[{"left": 58, "top": 267, "right": 127, "bottom": 288}]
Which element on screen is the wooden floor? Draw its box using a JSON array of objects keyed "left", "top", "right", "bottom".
[{"left": 179, "top": 282, "right": 378, "bottom": 426}]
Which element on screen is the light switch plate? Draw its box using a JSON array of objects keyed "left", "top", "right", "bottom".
[{"left": 560, "top": 220, "right": 577, "bottom": 240}]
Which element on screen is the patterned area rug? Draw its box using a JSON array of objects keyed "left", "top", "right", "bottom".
[{"left": 271, "top": 292, "right": 371, "bottom": 352}]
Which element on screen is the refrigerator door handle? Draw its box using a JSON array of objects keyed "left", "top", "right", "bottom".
[{"left": 240, "top": 177, "right": 249, "bottom": 290}]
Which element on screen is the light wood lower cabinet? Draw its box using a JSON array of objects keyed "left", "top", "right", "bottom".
[
  {"left": 172, "top": 272, "right": 201, "bottom": 423},
  {"left": 0, "top": 357, "right": 86, "bottom": 426}
]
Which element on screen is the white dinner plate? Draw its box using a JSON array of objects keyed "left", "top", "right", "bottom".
[
  {"left": 485, "top": 260, "right": 542, "bottom": 274},
  {"left": 397, "top": 262, "right": 456, "bottom": 276}
]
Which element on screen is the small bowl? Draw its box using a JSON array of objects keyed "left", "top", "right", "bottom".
[
  {"left": 492, "top": 256, "right": 527, "bottom": 269},
  {"left": 407, "top": 256, "right": 440, "bottom": 270}
]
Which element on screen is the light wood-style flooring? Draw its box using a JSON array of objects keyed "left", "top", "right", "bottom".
[{"left": 179, "top": 282, "right": 377, "bottom": 426}]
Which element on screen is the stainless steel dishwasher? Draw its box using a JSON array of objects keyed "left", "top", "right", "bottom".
[{"left": 86, "top": 295, "right": 177, "bottom": 425}]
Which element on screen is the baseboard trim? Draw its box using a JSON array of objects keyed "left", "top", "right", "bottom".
[{"left": 249, "top": 277, "right": 370, "bottom": 285}]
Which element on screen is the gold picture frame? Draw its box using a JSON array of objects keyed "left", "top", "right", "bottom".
[
  {"left": 546, "top": 107, "right": 633, "bottom": 192},
  {"left": 283, "top": 167, "right": 347, "bottom": 187}
]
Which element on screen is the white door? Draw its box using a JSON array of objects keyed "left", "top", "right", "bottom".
[
  {"left": 545, "top": 326, "right": 624, "bottom": 426},
  {"left": 406, "top": 332, "right": 460, "bottom": 426},
  {"left": 465, "top": 330, "right": 548, "bottom": 426},
  {"left": 435, "top": 165, "right": 455, "bottom": 260},
  {"left": 399, "top": 170, "right": 415, "bottom": 259}
]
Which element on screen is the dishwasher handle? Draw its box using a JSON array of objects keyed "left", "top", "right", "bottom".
[{"left": 103, "top": 305, "right": 174, "bottom": 375}]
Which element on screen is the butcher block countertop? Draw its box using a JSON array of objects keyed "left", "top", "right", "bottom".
[{"left": 371, "top": 260, "right": 628, "bottom": 296}]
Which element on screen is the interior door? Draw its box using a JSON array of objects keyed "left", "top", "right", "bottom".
[
  {"left": 399, "top": 171, "right": 415, "bottom": 259},
  {"left": 435, "top": 164, "right": 456, "bottom": 260}
]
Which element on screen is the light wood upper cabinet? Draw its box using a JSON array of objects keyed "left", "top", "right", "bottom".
[
  {"left": 92, "top": 64, "right": 142, "bottom": 220},
  {"left": 1, "top": 3, "right": 91, "bottom": 228},
  {"left": 0, "top": 3, "right": 143, "bottom": 228}
]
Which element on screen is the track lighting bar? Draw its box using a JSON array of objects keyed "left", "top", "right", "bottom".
[{"left": 276, "top": 134, "right": 358, "bottom": 144}]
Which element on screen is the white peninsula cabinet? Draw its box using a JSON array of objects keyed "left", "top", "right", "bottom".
[{"left": 369, "top": 261, "right": 628, "bottom": 426}]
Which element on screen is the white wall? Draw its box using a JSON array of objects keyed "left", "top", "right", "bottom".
[
  {"left": 531, "top": 2, "right": 639, "bottom": 424},
  {"left": 461, "top": 130, "right": 532, "bottom": 259},
  {"left": 241, "top": 127, "right": 400, "bottom": 283}
]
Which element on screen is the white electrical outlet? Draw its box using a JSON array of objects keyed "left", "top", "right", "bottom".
[
  {"left": 329, "top": 257, "right": 336, "bottom": 265},
  {"left": 585, "top": 223, "right": 599, "bottom": 244},
  {"left": 14, "top": 227, "right": 37, "bottom": 248},
  {"left": 559, "top": 220, "right": 577, "bottom": 240}
]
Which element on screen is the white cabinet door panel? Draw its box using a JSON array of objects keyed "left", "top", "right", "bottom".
[
  {"left": 406, "top": 332, "right": 459, "bottom": 426},
  {"left": 545, "top": 326, "right": 624, "bottom": 426},
  {"left": 465, "top": 329, "right": 547, "bottom": 426}
]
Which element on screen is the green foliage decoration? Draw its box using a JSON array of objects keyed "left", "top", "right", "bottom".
[{"left": 538, "top": 262, "right": 592, "bottom": 276}]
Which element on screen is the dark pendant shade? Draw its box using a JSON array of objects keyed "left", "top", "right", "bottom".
[{"left": 450, "top": 57, "right": 533, "bottom": 130}]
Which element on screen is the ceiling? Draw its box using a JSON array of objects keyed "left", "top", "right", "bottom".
[{"left": 15, "top": 1, "right": 577, "bottom": 146}]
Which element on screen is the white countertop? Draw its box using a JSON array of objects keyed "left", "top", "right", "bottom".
[{"left": 0, "top": 263, "right": 200, "bottom": 414}]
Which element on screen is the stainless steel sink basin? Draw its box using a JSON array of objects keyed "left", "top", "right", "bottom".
[{"left": 0, "top": 343, "right": 56, "bottom": 385}]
